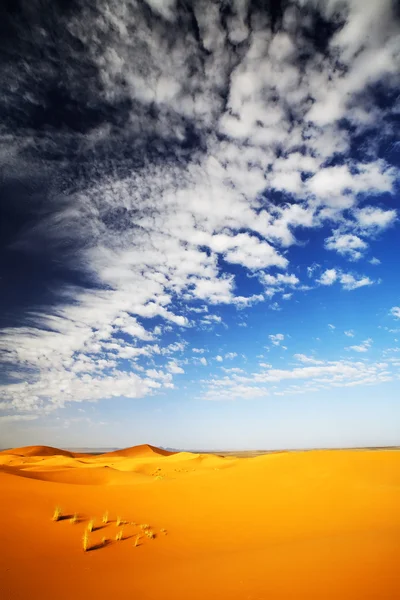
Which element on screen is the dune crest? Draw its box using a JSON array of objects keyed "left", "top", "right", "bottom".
[
  {"left": 102, "top": 443, "right": 174, "bottom": 458},
  {"left": 0, "top": 445, "right": 75, "bottom": 458}
]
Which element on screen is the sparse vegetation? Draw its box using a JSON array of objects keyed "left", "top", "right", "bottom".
[
  {"left": 116, "top": 516, "right": 123, "bottom": 527},
  {"left": 140, "top": 523, "right": 150, "bottom": 531},
  {"left": 88, "top": 519, "right": 95, "bottom": 532},
  {"left": 115, "top": 529, "right": 124, "bottom": 541},
  {"left": 145, "top": 530, "right": 155, "bottom": 539},
  {"left": 70, "top": 513, "right": 78, "bottom": 525},
  {"left": 134, "top": 535, "right": 141, "bottom": 547},
  {"left": 52, "top": 506, "right": 62, "bottom": 521},
  {"left": 160, "top": 528, "right": 167, "bottom": 534},
  {"left": 102, "top": 536, "right": 107, "bottom": 546},
  {"left": 83, "top": 530, "right": 89, "bottom": 552},
  {"left": 102, "top": 511, "right": 109, "bottom": 524}
]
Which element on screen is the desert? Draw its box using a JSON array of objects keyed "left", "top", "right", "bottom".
[
  {"left": 1, "top": 444, "right": 399, "bottom": 599},
  {"left": 2, "top": 1, "right": 400, "bottom": 599}
]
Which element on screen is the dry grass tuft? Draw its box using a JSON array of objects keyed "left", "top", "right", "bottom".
[
  {"left": 145, "top": 530, "right": 155, "bottom": 540},
  {"left": 116, "top": 516, "right": 124, "bottom": 527},
  {"left": 70, "top": 513, "right": 78, "bottom": 525},
  {"left": 102, "top": 511, "right": 109, "bottom": 524},
  {"left": 87, "top": 519, "right": 95, "bottom": 532},
  {"left": 134, "top": 535, "right": 141, "bottom": 547},
  {"left": 115, "top": 529, "right": 124, "bottom": 542},
  {"left": 52, "top": 506, "right": 62, "bottom": 521},
  {"left": 140, "top": 523, "right": 150, "bottom": 531},
  {"left": 82, "top": 530, "right": 89, "bottom": 552},
  {"left": 101, "top": 536, "right": 108, "bottom": 546},
  {"left": 160, "top": 528, "right": 167, "bottom": 534}
]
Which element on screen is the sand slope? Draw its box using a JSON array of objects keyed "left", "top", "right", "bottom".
[
  {"left": 1, "top": 445, "right": 399, "bottom": 599},
  {"left": 102, "top": 443, "right": 174, "bottom": 458},
  {"left": 0, "top": 444, "right": 76, "bottom": 458}
]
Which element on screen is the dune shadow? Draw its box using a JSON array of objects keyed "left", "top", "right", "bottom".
[{"left": 58, "top": 514, "right": 74, "bottom": 521}]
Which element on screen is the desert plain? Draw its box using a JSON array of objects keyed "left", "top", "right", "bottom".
[{"left": 1, "top": 444, "right": 399, "bottom": 599}]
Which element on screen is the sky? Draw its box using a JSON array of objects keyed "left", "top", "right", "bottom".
[{"left": 0, "top": 0, "right": 399, "bottom": 450}]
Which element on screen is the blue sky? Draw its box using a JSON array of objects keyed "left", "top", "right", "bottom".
[{"left": 0, "top": 0, "right": 399, "bottom": 449}]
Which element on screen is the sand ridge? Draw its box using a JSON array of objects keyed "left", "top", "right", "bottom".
[
  {"left": 101, "top": 443, "right": 174, "bottom": 458},
  {"left": 0, "top": 444, "right": 77, "bottom": 458},
  {"left": 1, "top": 444, "right": 400, "bottom": 599}
]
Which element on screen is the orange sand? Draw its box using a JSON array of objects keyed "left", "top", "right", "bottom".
[{"left": 1, "top": 444, "right": 399, "bottom": 599}]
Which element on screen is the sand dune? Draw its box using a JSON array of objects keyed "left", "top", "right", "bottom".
[
  {"left": 1, "top": 445, "right": 399, "bottom": 599},
  {"left": 0, "top": 444, "right": 76, "bottom": 458},
  {"left": 101, "top": 443, "right": 174, "bottom": 458}
]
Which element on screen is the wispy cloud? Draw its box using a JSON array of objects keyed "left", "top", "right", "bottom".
[
  {"left": 346, "top": 339, "right": 373, "bottom": 353},
  {"left": 201, "top": 358, "right": 392, "bottom": 401},
  {"left": 269, "top": 334, "right": 285, "bottom": 347},
  {"left": 293, "top": 354, "right": 324, "bottom": 365},
  {"left": 0, "top": 415, "right": 38, "bottom": 424}
]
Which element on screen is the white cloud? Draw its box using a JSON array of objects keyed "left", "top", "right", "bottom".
[
  {"left": 201, "top": 314, "right": 222, "bottom": 324},
  {"left": 199, "top": 357, "right": 208, "bottom": 366},
  {"left": 293, "top": 354, "right": 324, "bottom": 365},
  {"left": 324, "top": 232, "right": 367, "bottom": 261},
  {"left": 269, "top": 333, "right": 285, "bottom": 346},
  {"left": 215, "top": 355, "right": 223, "bottom": 362},
  {"left": 346, "top": 339, "right": 372, "bottom": 353},
  {"left": 369, "top": 257, "right": 381, "bottom": 266},
  {"left": 259, "top": 272, "right": 300, "bottom": 298},
  {"left": 113, "top": 313, "right": 154, "bottom": 341},
  {"left": 390, "top": 307, "right": 400, "bottom": 319},
  {"left": 317, "top": 268, "right": 373, "bottom": 290},
  {"left": 232, "top": 294, "right": 264, "bottom": 308},
  {"left": 192, "top": 348, "right": 206, "bottom": 354},
  {"left": 167, "top": 361, "right": 184, "bottom": 374},
  {"left": 221, "top": 233, "right": 288, "bottom": 270},
  {"left": 344, "top": 330, "right": 355, "bottom": 337},
  {"left": 202, "top": 357, "right": 393, "bottom": 401},
  {"left": 339, "top": 273, "right": 374, "bottom": 291},
  {"left": 353, "top": 206, "right": 396, "bottom": 232},
  {"left": 318, "top": 269, "right": 338, "bottom": 286},
  {"left": 328, "top": 324, "right": 336, "bottom": 330},
  {"left": 269, "top": 302, "right": 281, "bottom": 311},
  {"left": 307, "top": 264, "right": 320, "bottom": 278},
  {"left": 225, "top": 352, "right": 238, "bottom": 360},
  {"left": 260, "top": 273, "right": 299, "bottom": 286},
  {"left": 0, "top": 415, "right": 38, "bottom": 424}
]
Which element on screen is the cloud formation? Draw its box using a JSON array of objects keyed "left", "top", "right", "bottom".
[
  {"left": 0, "top": 0, "right": 399, "bottom": 416},
  {"left": 202, "top": 357, "right": 393, "bottom": 401}
]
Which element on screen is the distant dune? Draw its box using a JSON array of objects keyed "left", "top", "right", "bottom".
[
  {"left": 0, "top": 443, "right": 174, "bottom": 460},
  {"left": 0, "top": 444, "right": 76, "bottom": 458},
  {"left": 101, "top": 443, "right": 175, "bottom": 458},
  {"left": 1, "top": 445, "right": 400, "bottom": 599}
]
